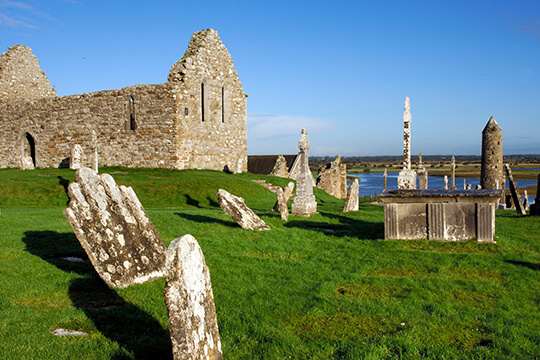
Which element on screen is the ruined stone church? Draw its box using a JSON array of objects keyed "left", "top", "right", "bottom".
[{"left": 0, "top": 29, "right": 248, "bottom": 171}]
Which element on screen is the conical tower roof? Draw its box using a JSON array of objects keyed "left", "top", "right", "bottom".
[
  {"left": 0, "top": 45, "right": 56, "bottom": 99},
  {"left": 483, "top": 116, "right": 501, "bottom": 134}
]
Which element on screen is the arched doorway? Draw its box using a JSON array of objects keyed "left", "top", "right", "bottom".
[{"left": 21, "top": 132, "right": 36, "bottom": 168}]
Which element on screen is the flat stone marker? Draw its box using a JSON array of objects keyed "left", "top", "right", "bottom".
[
  {"left": 165, "top": 235, "right": 222, "bottom": 360},
  {"left": 343, "top": 178, "right": 359, "bottom": 212},
  {"left": 216, "top": 189, "right": 270, "bottom": 230},
  {"left": 64, "top": 167, "right": 167, "bottom": 288},
  {"left": 70, "top": 144, "right": 84, "bottom": 170}
]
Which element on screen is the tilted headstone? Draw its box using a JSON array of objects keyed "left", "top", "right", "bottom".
[
  {"left": 272, "top": 181, "right": 294, "bottom": 211},
  {"left": 504, "top": 164, "right": 527, "bottom": 215},
  {"left": 276, "top": 187, "right": 289, "bottom": 221},
  {"left": 216, "top": 189, "right": 270, "bottom": 230},
  {"left": 316, "top": 155, "right": 347, "bottom": 199},
  {"left": 397, "top": 96, "right": 417, "bottom": 189},
  {"left": 343, "top": 178, "right": 359, "bottom": 212},
  {"left": 291, "top": 128, "right": 317, "bottom": 216},
  {"left": 269, "top": 155, "right": 290, "bottom": 178},
  {"left": 524, "top": 189, "right": 529, "bottom": 209},
  {"left": 64, "top": 167, "right": 167, "bottom": 288},
  {"left": 70, "top": 144, "right": 84, "bottom": 169},
  {"left": 165, "top": 234, "right": 223, "bottom": 360}
]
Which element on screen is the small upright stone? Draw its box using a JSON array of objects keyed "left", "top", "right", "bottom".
[
  {"left": 272, "top": 182, "right": 295, "bottom": 211},
  {"left": 291, "top": 128, "right": 317, "bottom": 216},
  {"left": 504, "top": 164, "right": 527, "bottom": 215},
  {"left": 20, "top": 156, "right": 34, "bottom": 170},
  {"left": 165, "top": 235, "right": 222, "bottom": 360},
  {"left": 276, "top": 187, "right": 289, "bottom": 221},
  {"left": 417, "top": 152, "right": 428, "bottom": 190},
  {"left": 63, "top": 167, "right": 167, "bottom": 288},
  {"left": 383, "top": 169, "right": 388, "bottom": 192},
  {"left": 343, "top": 178, "right": 359, "bottom": 212},
  {"left": 523, "top": 189, "right": 529, "bottom": 209},
  {"left": 70, "top": 144, "right": 84, "bottom": 169},
  {"left": 216, "top": 189, "right": 270, "bottom": 230},
  {"left": 444, "top": 176, "right": 448, "bottom": 190}
]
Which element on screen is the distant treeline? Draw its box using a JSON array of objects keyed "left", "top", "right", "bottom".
[{"left": 310, "top": 154, "right": 540, "bottom": 169}]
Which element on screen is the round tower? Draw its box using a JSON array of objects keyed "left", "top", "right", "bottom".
[{"left": 480, "top": 116, "right": 503, "bottom": 190}]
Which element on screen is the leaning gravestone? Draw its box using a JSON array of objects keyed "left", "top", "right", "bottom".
[
  {"left": 272, "top": 182, "right": 294, "bottom": 211},
  {"left": 343, "top": 178, "right": 359, "bottom": 212},
  {"left": 64, "top": 167, "right": 167, "bottom": 288},
  {"left": 504, "top": 164, "right": 527, "bottom": 215},
  {"left": 216, "top": 189, "right": 270, "bottom": 230},
  {"left": 165, "top": 235, "right": 223, "bottom": 360}
]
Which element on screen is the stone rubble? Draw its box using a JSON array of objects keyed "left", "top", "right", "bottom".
[
  {"left": 216, "top": 189, "right": 270, "bottom": 230},
  {"left": 343, "top": 178, "right": 359, "bottom": 212},
  {"left": 165, "top": 234, "right": 223, "bottom": 360},
  {"left": 316, "top": 154, "right": 347, "bottom": 199},
  {"left": 64, "top": 167, "right": 167, "bottom": 288}
]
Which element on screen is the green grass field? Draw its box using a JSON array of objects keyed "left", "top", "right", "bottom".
[{"left": 0, "top": 167, "right": 539, "bottom": 359}]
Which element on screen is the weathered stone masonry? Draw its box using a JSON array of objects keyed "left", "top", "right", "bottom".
[{"left": 0, "top": 29, "right": 248, "bottom": 171}]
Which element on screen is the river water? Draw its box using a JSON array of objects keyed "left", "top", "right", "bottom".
[{"left": 349, "top": 172, "right": 537, "bottom": 202}]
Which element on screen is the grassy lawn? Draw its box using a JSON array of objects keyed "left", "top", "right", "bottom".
[{"left": 0, "top": 167, "right": 539, "bottom": 359}]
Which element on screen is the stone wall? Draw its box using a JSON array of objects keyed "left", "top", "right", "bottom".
[
  {"left": 0, "top": 84, "right": 177, "bottom": 168},
  {"left": 0, "top": 29, "right": 247, "bottom": 172}
]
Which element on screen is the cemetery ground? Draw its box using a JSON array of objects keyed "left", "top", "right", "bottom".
[{"left": 1, "top": 167, "right": 539, "bottom": 359}]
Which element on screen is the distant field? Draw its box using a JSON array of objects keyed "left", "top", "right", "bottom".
[{"left": 0, "top": 167, "right": 539, "bottom": 359}]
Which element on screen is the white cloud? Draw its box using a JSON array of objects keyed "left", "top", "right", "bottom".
[
  {"left": 0, "top": 13, "right": 36, "bottom": 28},
  {"left": 0, "top": 1, "right": 32, "bottom": 10},
  {"left": 247, "top": 113, "right": 337, "bottom": 140}
]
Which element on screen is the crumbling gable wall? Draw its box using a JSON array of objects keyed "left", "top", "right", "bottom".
[
  {"left": 168, "top": 29, "right": 248, "bottom": 172},
  {"left": 0, "top": 45, "right": 56, "bottom": 99}
]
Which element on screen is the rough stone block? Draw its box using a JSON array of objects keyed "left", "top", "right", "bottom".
[
  {"left": 165, "top": 235, "right": 222, "bottom": 360},
  {"left": 343, "top": 178, "right": 359, "bottom": 212},
  {"left": 216, "top": 189, "right": 270, "bottom": 230}
]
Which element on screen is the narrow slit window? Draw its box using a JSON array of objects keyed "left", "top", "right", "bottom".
[
  {"left": 201, "top": 83, "right": 206, "bottom": 122},
  {"left": 221, "top": 86, "right": 225, "bottom": 123},
  {"left": 129, "top": 96, "right": 136, "bottom": 131}
]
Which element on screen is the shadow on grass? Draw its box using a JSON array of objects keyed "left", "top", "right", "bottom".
[
  {"left": 22, "top": 230, "right": 172, "bottom": 360},
  {"left": 175, "top": 212, "right": 238, "bottom": 228},
  {"left": 505, "top": 260, "right": 540, "bottom": 271},
  {"left": 284, "top": 211, "right": 384, "bottom": 240},
  {"left": 58, "top": 176, "right": 71, "bottom": 206}
]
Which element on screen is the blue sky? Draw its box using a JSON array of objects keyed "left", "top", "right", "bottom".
[{"left": 1, "top": 0, "right": 539, "bottom": 156}]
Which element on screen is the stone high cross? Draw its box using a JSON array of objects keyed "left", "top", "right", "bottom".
[{"left": 291, "top": 128, "right": 317, "bottom": 216}]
